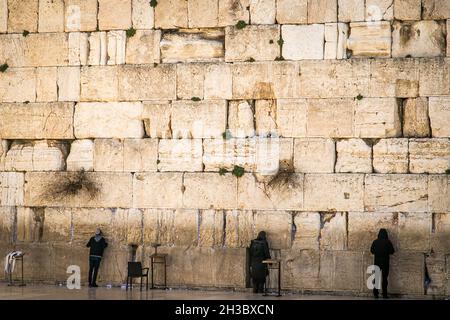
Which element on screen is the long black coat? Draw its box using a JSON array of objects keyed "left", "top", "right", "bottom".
[
  {"left": 370, "top": 229, "right": 395, "bottom": 270},
  {"left": 249, "top": 239, "right": 271, "bottom": 281}
]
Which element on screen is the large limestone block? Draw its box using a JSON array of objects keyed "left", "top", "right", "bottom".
[
  {"left": 38, "top": 0, "right": 64, "bottom": 32},
  {"left": 282, "top": 24, "right": 324, "bottom": 60},
  {"left": 333, "top": 251, "right": 363, "bottom": 291},
  {"left": 255, "top": 99, "right": 278, "bottom": 136},
  {"left": 93, "top": 139, "right": 124, "bottom": 172},
  {"left": 133, "top": 172, "right": 183, "bottom": 208},
  {"left": 4, "top": 141, "right": 66, "bottom": 171},
  {"left": 365, "top": 0, "right": 393, "bottom": 21},
  {"left": 392, "top": 21, "right": 446, "bottom": 58},
  {"left": 0, "top": 102, "right": 74, "bottom": 139},
  {"left": 183, "top": 173, "right": 237, "bottom": 209},
  {"left": 336, "top": 139, "right": 372, "bottom": 173},
  {"left": 36, "top": 67, "right": 57, "bottom": 102},
  {"left": 0, "top": 172, "right": 24, "bottom": 205},
  {"left": 171, "top": 100, "right": 227, "bottom": 138},
  {"left": 132, "top": 0, "right": 154, "bottom": 29},
  {"left": 424, "top": 254, "right": 447, "bottom": 295},
  {"left": 429, "top": 97, "right": 450, "bottom": 137},
  {"left": 225, "top": 25, "right": 279, "bottom": 62},
  {"left": 118, "top": 65, "right": 176, "bottom": 100},
  {"left": 368, "top": 59, "right": 419, "bottom": 98},
  {"left": 428, "top": 175, "right": 450, "bottom": 213},
  {"left": 389, "top": 253, "right": 424, "bottom": 295},
  {"left": 448, "top": 20, "right": 450, "bottom": 57},
  {"left": 237, "top": 173, "right": 304, "bottom": 210},
  {"left": 158, "top": 139, "right": 203, "bottom": 172},
  {"left": 304, "top": 174, "right": 364, "bottom": 211},
  {"left": 373, "top": 138, "right": 408, "bottom": 173},
  {"left": 126, "top": 30, "right": 161, "bottom": 64},
  {"left": 218, "top": 0, "right": 249, "bottom": 26},
  {"left": 41, "top": 208, "right": 72, "bottom": 243},
  {"left": 68, "top": 32, "right": 89, "bottom": 66},
  {"left": 0, "top": 139, "right": 7, "bottom": 170},
  {"left": 409, "top": 139, "right": 450, "bottom": 174},
  {"left": 0, "top": 0, "right": 6, "bottom": 33},
  {"left": 198, "top": 209, "right": 224, "bottom": 247},
  {"left": 281, "top": 249, "right": 323, "bottom": 289},
  {"left": 398, "top": 212, "right": 431, "bottom": 252},
  {"left": 256, "top": 137, "right": 294, "bottom": 174},
  {"left": 87, "top": 32, "right": 108, "bottom": 65},
  {"left": 98, "top": 0, "right": 132, "bottom": 30},
  {"left": 293, "top": 138, "right": 335, "bottom": 173},
  {"left": 142, "top": 101, "right": 172, "bottom": 139},
  {"left": 19, "top": 243, "right": 54, "bottom": 281},
  {"left": 106, "top": 31, "right": 126, "bottom": 65},
  {"left": 254, "top": 211, "right": 292, "bottom": 249},
  {"left": 80, "top": 66, "right": 119, "bottom": 101},
  {"left": 57, "top": 67, "right": 80, "bottom": 102},
  {"left": 202, "top": 138, "right": 252, "bottom": 171},
  {"left": 123, "top": 139, "right": 158, "bottom": 172},
  {"left": 347, "top": 21, "right": 391, "bottom": 57},
  {"left": 422, "top": 0, "right": 450, "bottom": 19},
  {"left": 228, "top": 100, "right": 255, "bottom": 138},
  {"left": 338, "top": 0, "right": 365, "bottom": 22},
  {"left": 354, "top": 98, "right": 401, "bottom": 138},
  {"left": 274, "top": 99, "right": 307, "bottom": 137},
  {"left": 66, "top": 139, "right": 94, "bottom": 171},
  {"left": 7, "top": 0, "right": 38, "bottom": 32},
  {"left": 431, "top": 213, "right": 450, "bottom": 253},
  {"left": 402, "top": 98, "right": 430, "bottom": 138},
  {"left": 65, "top": 0, "right": 98, "bottom": 31},
  {"left": 154, "top": 0, "right": 188, "bottom": 29},
  {"left": 276, "top": 0, "right": 307, "bottom": 24},
  {"left": 224, "top": 210, "right": 254, "bottom": 248},
  {"left": 0, "top": 207, "right": 15, "bottom": 243},
  {"left": 306, "top": 98, "right": 354, "bottom": 137},
  {"left": 307, "top": 0, "right": 337, "bottom": 23},
  {"left": 188, "top": 0, "right": 219, "bottom": 27},
  {"left": 71, "top": 208, "right": 113, "bottom": 243},
  {"left": 319, "top": 212, "right": 348, "bottom": 250},
  {"left": 324, "top": 22, "right": 349, "bottom": 59},
  {"left": 176, "top": 63, "right": 205, "bottom": 100},
  {"left": 364, "top": 174, "right": 428, "bottom": 212},
  {"left": 25, "top": 172, "right": 133, "bottom": 208},
  {"left": 204, "top": 63, "right": 232, "bottom": 99},
  {"left": 249, "top": 0, "right": 275, "bottom": 24},
  {"left": 292, "top": 212, "right": 320, "bottom": 250},
  {"left": 16, "top": 207, "right": 46, "bottom": 242},
  {"left": 0, "top": 68, "right": 36, "bottom": 102},
  {"left": 418, "top": 58, "right": 450, "bottom": 97},
  {"left": 394, "top": 0, "right": 421, "bottom": 20},
  {"left": 347, "top": 212, "right": 398, "bottom": 251},
  {"left": 74, "top": 102, "right": 144, "bottom": 138}
]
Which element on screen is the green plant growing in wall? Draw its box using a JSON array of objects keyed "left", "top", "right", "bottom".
[
  {"left": 445, "top": 169, "right": 450, "bottom": 174},
  {"left": 0, "top": 63, "right": 8, "bottom": 72},
  {"left": 22, "top": 30, "right": 30, "bottom": 37},
  {"left": 126, "top": 27, "right": 136, "bottom": 38},
  {"left": 277, "top": 37, "right": 284, "bottom": 47},
  {"left": 246, "top": 57, "right": 255, "bottom": 62},
  {"left": 356, "top": 94, "right": 364, "bottom": 100},
  {"left": 191, "top": 97, "right": 201, "bottom": 102},
  {"left": 274, "top": 56, "right": 285, "bottom": 61},
  {"left": 222, "top": 130, "right": 232, "bottom": 140},
  {"left": 269, "top": 40, "right": 274, "bottom": 44},
  {"left": 235, "top": 20, "right": 247, "bottom": 30},
  {"left": 150, "top": 0, "right": 158, "bottom": 7},
  {"left": 219, "top": 168, "right": 228, "bottom": 176},
  {"left": 232, "top": 165, "right": 245, "bottom": 178},
  {"left": 267, "top": 161, "right": 299, "bottom": 189}
]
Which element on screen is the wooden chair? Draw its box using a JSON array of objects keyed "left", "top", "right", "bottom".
[{"left": 126, "top": 262, "right": 149, "bottom": 291}]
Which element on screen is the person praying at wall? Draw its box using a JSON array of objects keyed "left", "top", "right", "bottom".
[
  {"left": 86, "top": 228, "right": 108, "bottom": 288},
  {"left": 370, "top": 228, "right": 395, "bottom": 299},
  {"left": 249, "top": 231, "right": 271, "bottom": 294}
]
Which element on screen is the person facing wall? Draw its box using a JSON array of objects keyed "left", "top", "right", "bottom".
[
  {"left": 249, "top": 231, "right": 271, "bottom": 294},
  {"left": 370, "top": 228, "right": 395, "bottom": 299},
  {"left": 86, "top": 228, "right": 108, "bottom": 288}
]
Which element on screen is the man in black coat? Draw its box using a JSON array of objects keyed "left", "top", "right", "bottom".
[
  {"left": 370, "top": 228, "right": 395, "bottom": 299},
  {"left": 86, "top": 228, "right": 108, "bottom": 287},
  {"left": 249, "top": 231, "right": 271, "bottom": 294}
]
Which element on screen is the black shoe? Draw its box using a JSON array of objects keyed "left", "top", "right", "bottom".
[
  {"left": 374, "top": 295, "right": 379, "bottom": 299},
  {"left": 88, "top": 284, "right": 92, "bottom": 288},
  {"left": 92, "top": 284, "right": 98, "bottom": 288},
  {"left": 383, "top": 295, "right": 389, "bottom": 299}
]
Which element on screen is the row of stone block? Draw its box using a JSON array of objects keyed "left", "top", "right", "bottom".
[
  {"left": 1, "top": 137, "right": 448, "bottom": 174},
  {"left": 1, "top": 1, "right": 449, "bottom": 34},
  {"left": 2, "top": 207, "right": 450, "bottom": 254},
  {"left": 0, "top": 172, "right": 448, "bottom": 212}
]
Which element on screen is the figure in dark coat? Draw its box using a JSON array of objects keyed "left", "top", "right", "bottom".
[
  {"left": 370, "top": 228, "right": 395, "bottom": 298},
  {"left": 86, "top": 228, "right": 108, "bottom": 287},
  {"left": 249, "top": 231, "right": 271, "bottom": 294}
]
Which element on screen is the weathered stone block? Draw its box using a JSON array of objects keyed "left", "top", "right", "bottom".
[
  {"left": 0, "top": 207, "right": 15, "bottom": 243},
  {"left": 292, "top": 212, "right": 320, "bottom": 250},
  {"left": 0, "top": 102, "right": 74, "bottom": 139},
  {"left": 106, "top": 31, "right": 126, "bottom": 65},
  {"left": 80, "top": 66, "right": 119, "bottom": 101},
  {"left": 68, "top": 32, "right": 89, "bottom": 66},
  {"left": 255, "top": 100, "right": 277, "bottom": 136},
  {"left": 154, "top": 0, "right": 188, "bottom": 29},
  {"left": 183, "top": 173, "right": 237, "bottom": 209},
  {"left": 429, "top": 175, "right": 450, "bottom": 213},
  {"left": 254, "top": 211, "right": 291, "bottom": 249},
  {"left": 394, "top": 0, "right": 421, "bottom": 20},
  {"left": 282, "top": 249, "right": 323, "bottom": 289},
  {"left": 228, "top": 100, "right": 255, "bottom": 138},
  {"left": 431, "top": 213, "right": 450, "bottom": 253},
  {"left": 225, "top": 25, "right": 278, "bottom": 62},
  {"left": 422, "top": 0, "right": 450, "bottom": 19},
  {"left": 38, "top": 0, "right": 64, "bottom": 32},
  {"left": 41, "top": 208, "right": 71, "bottom": 243},
  {"left": 25, "top": 172, "right": 133, "bottom": 208},
  {"left": 389, "top": 253, "right": 424, "bottom": 295},
  {"left": 132, "top": 0, "right": 154, "bottom": 29},
  {"left": 0, "top": 68, "right": 36, "bottom": 102},
  {"left": 276, "top": 0, "right": 307, "bottom": 24},
  {"left": 354, "top": 98, "right": 401, "bottom": 138},
  {"left": 418, "top": 58, "right": 450, "bottom": 96},
  {"left": 249, "top": 0, "right": 275, "bottom": 24},
  {"left": 347, "top": 21, "right": 391, "bottom": 57},
  {"left": 373, "top": 138, "right": 408, "bottom": 173},
  {"left": 319, "top": 212, "right": 348, "bottom": 250},
  {"left": 87, "top": 32, "right": 107, "bottom": 66},
  {"left": 188, "top": 0, "right": 219, "bottom": 27},
  {"left": 158, "top": 139, "right": 203, "bottom": 172},
  {"left": 126, "top": 30, "right": 161, "bottom": 64},
  {"left": 307, "top": 0, "right": 337, "bottom": 23},
  {"left": 71, "top": 208, "right": 113, "bottom": 243},
  {"left": 237, "top": 173, "right": 303, "bottom": 210},
  {"left": 0, "top": 0, "right": 6, "bottom": 33},
  {"left": 333, "top": 251, "right": 363, "bottom": 291},
  {"left": 365, "top": 0, "right": 393, "bottom": 21},
  {"left": 36, "top": 67, "right": 57, "bottom": 102},
  {"left": 218, "top": 0, "right": 249, "bottom": 26},
  {"left": 7, "top": 0, "right": 38, "bottom": 32},
  {"left": 198, "top": 209, "right": 224, "bottom": 247},
  {"left": 66, "top": 139, "right": 94, "bottom": 171},
  {"left": 142, "top": 101, "right": 172, "bottom": 139},
  {"left": 98, "top": 0, "right": 131, "bottom": 30},
  {"left": 392, "top": 21, "right": 445, "bottom": 58},
  {"left": 57, "top": 67, "right": 80, "bottom": 102},
  {"left": 293, "top": 138, "right": 335, "bottom": 173},
  {"left": 304, "top": 174, "right": 364, "bottom": 211},
  {"left": 74, "top": 102, "right": 144, "bottom": 139},
  {"left": 0, "top": 139, "right": 7, "bottom": 170},
  {"left": 124, "top": 139, "right": 158, "bottom": 172},
  {"left": 324, "top": 22, "right": 349, "bottom": 59},
  {"left": 224, "top": 210, "right": 254, "bottom": 248},
  {"left": 338, "top": 0, "right": 364, "bottom": 22},
  {"left": 171, "top": 100, "right": 227, "bottom": 138},
  {"left": 429, "top": 97, "right": 450, "bottom": 137},
  {"left": 398, "top": 212, "right": 431, "bottom": 252},
  {"left": 203, "top": 139, "right": 251, "bottom": 171},
  {"left": 94, "top": 139, "right": 124, "bottom": 172},
  {"left": 256, "top": 137, "right": 293, "bottom": 174},
  {"left": 282, "top": 24, "right": 324, "bottom": 60},
  {"left": 176, "top": 63, "right": 205, "bottom": 100},
  {"left": 0, "top": 172, "right": 23, "bottom": 205},
  {"left": 204, "top": 63, "right": 232, "bottom": 99},
  {"left": 307, "top": 98, "right": 354, "bottom": 137},
  {"left": 118, "top": 65, "right": 176, "bottom": 100},
  {"left": 4, "top": 141, "right": 65, "bottom": 171},
  {"left": 403, "top": 98, "right": 430, "bottom": 138},
  {"left": 274, "top": 99, "right": 307, "bottom": 137},
  {"left": 133, "top": 173, "right": 183, "bottom": 208},
  {"left": 336, "top": 139, "right": 372, "bottom": 173},
  {"left": 65, "top": 0, "right": 98, "bottom": 31},
  {"left": 409, "top": 139, "right": 450, "bottom": 174},
  {"left": 364, "top": 174, "right": 428, "bottom": 212}
]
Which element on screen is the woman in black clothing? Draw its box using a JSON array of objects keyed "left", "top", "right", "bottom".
[
  {"left": 249, "top": 231, "right": 271, "bottom": 294},
  {"left": 370, "top": 228, "right": 395, "bottom": 299},
  {"left": 86, "top": 228, "right": 108, "bottom": 287}
]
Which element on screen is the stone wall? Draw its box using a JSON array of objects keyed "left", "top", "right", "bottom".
[{"left": 0, "top": 0, "right": 449, "bottom": 297}]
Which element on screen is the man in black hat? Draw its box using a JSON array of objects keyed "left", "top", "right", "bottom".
[{"left": 86, "top": 228, "right": 108, "bottom": 288}]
